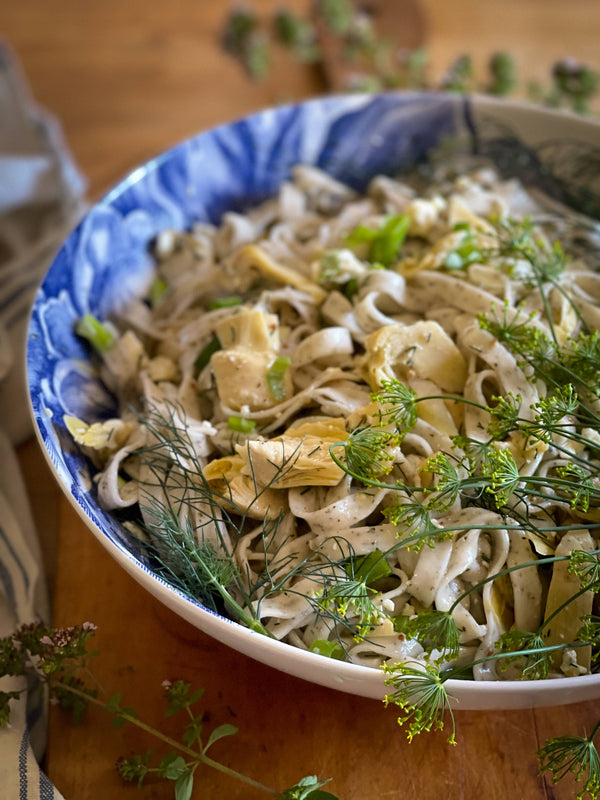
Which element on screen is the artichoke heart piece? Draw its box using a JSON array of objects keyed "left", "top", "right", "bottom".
[
  {"left": 64, "top": 415, "right": 135, "bottom": 453},
  {"left": 235, "top": 418, "right": 348, "bottom": 489},
  {"left": 234, "top": 244, "right": 327, "bottom": 304},
  {"left": 364, "top": 320, "right": 467, "bottom": 394},
  {"left": 542, "top": 530, "right": 594, "bottom": 671},
  {"left": 213, "top": 308, "right": 280, "bottom": 351},
  {"left": 210, "top": 309, "right": 292, "bottom": 411},
  {"left": 202, "top": 454, "right": 288, "bottom": 519}
]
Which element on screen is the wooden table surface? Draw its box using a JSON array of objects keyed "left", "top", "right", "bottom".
[{"left": 6, "top": 2, "right": 600, "bottom": 798}]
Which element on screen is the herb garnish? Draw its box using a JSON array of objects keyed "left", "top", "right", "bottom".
[{"left": 0, "top": 622, "right": 337, "bottom": 799}]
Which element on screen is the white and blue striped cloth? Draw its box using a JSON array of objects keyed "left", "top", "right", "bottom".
[{"left": 0, "top": 41, "right": 86, "bottom": 800}]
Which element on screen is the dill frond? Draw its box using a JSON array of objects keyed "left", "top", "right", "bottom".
[
  {"left": 480, "top": 448, "right": 521, "bottom": 508},
  {"left": 383, "top": 499, "right": 450, "bottom": 551},
  {"left": 486, "top": 393, "right": 523, "bottom": 440},
  {"left": 577, "top": 616, "right": 600, "bottom": 648},
  {"left": 383, "top": 661, "right": 456, "bottom": 744},
  {"left": 538, "top": 722, "right": 600, "bottom": 800},
  {"left": 318, "top": 578, "right": 382, "bottom": 638},
  {"left": 371, "top": 379, "right": 418, "bottom": 432},
  {"left": 422, "top": 452, "right": 464, "bottom": 511},
  {"left": 569, "top": 551, "right": 600, "bottom": 593},
  {"left": 495, "top": 630, "right": 553, "bottom": 680},
  {"left": 393, "top": 610, "right": 461, "bottom": 663},
  {"left": 338, "top": 425, "right": 398, "bottom": 482}
]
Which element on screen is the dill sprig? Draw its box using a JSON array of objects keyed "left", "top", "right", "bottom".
[
  {"left": 371, "top": 379, "right": 418, "bottom": 431},
  {"left": 393, "top": 610, "right": 461, "bottom": 664},
  {"left": 570, "top": 551, "right": 600, "bottom": 592},
  {"left": 331, "top": 425, "right": 399, "bottom": 482},
  {"left": 318, "top": 578, "right": 382, "bottom": 638},
  {"left": 383, "top": 661, "right": 456, "bottom": 744},
  {"left": 538, "top": 720, "right": 600, "bottom": 800}
]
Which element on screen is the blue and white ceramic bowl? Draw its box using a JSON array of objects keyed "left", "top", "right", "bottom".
[{"left": 27, "top": 92, "right": 600, "bottom": 709}]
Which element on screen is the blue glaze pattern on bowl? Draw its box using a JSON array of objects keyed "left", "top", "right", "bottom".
[
  {"left": 26, "top": 92, "right": 600, "bottom": 703},
  {"left": 27, "top": 92, "right": 468, "bottom": 570}
]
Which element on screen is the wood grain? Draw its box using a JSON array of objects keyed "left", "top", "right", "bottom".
[{"left": 7, "top": 1, "right": 600, "bottom": 797}]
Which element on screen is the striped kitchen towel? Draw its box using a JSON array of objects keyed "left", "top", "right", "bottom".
[
  {"left": 0, "top": 39, "right": 87, "bottom": 445},
  {"left": 0, "top": 41, "right": 86, "bottom": 800}
]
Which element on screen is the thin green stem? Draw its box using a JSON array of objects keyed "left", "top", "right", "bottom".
[{"left": 53, "top": 680, "right": 278, "bottom": 796}]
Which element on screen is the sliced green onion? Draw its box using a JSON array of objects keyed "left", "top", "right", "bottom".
[
  {"left": 227, "top": 416, "right": 256, "bottom": 434},
  {"left": 444, "top": 234, "right": 482, "bottom": 270},
  {"left": 343, "top": 277, "right": 359, "bottom": 300},
  {"left": 266, "top": 355, "right": 291, "bottom": 400},
  {"left": 369, "top": 214, "right": 410, "bottom": 266},
  {"left": 345, "top": 224, "right": 378, "bottom": 248},
  {"left": 149, "top": 277, "right": 168, "bottom": 307},
  {"left": 346, "top": 214, "right": 410, "bottom": 267},
  {"left": 444, "top": 251, "right": 465, "bottom": 270},
  {"left": 349, "top": 549, "right": 392, "bottom": 585},
  {"left": 309, "top": 639, "right": 346, "bottom": 660},
  {"left": 194, "top": 334, "right": 221, "bottom": 372},
  {"left": 75, "top": 313, "right": 115, "bottom": 353},
  {"left": 318, "top": 250, "right": 343, "bottom": 282},
  {"left": 208, "top": 295, "right": 243, "bottom": 310}
]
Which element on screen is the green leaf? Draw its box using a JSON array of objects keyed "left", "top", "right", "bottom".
[
  {"left": 349, "top": 549, "right": 392, "bottom": 585},
  {"left": 205, "top": 723, "right": 239, "bottom": 751},
  {"left": 278, "top": 775, "right": 336, "bottom": 800},
  {"left": 158, "top": 753, "right": 188, "bottom": 780},
  {"left": 0, "top": 690, "right": 22, "bottom": 727},
  {"left": 0, "top": 636, "right": 26, "bottom": 677},
  {"left": 105, "top": 692, "right": 122, "bottom": 713},
  {"left": 174, "top": 769, "right": 195, "bottom": 800},
  {"left": 317, "top": 0, "right": 353, "bottom": 33},
  {"left": 182, "top": 715, "right": 204, "bottom": 747}
]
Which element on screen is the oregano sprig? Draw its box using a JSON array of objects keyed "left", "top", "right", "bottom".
[{"left": 0, "top": 623, "right": 337, "bottom": 800}]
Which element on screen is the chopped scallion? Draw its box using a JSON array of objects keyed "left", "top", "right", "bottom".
[
  {"left": 369, "top": 214, "right": 410, "bottom": 266},
  {"left": 227, "top": 416, "right": 256, "bottom": 433},
  {"left": 75, "top": 313, "right": 115, "bottom": 353},
  {"left": 266, "top": 355, "right": 291, "bottom": 400},
  {"left": 309, "top": 639, "right": 346, "bottom": 659},
  {"left": 343, "top": 277, "right": 359, "bottom": 300},
  {"left": 346, "top": 214, "right": 410, "bottom": 267},
  {"left": 149, "top": 277, "right": 168, "bottom": 307},
  {"left": 208, "top": 295, "right": 243, "bottom": 310},
  {"left": 194, "top": 334, "right": 221, "bottom": 372}
]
